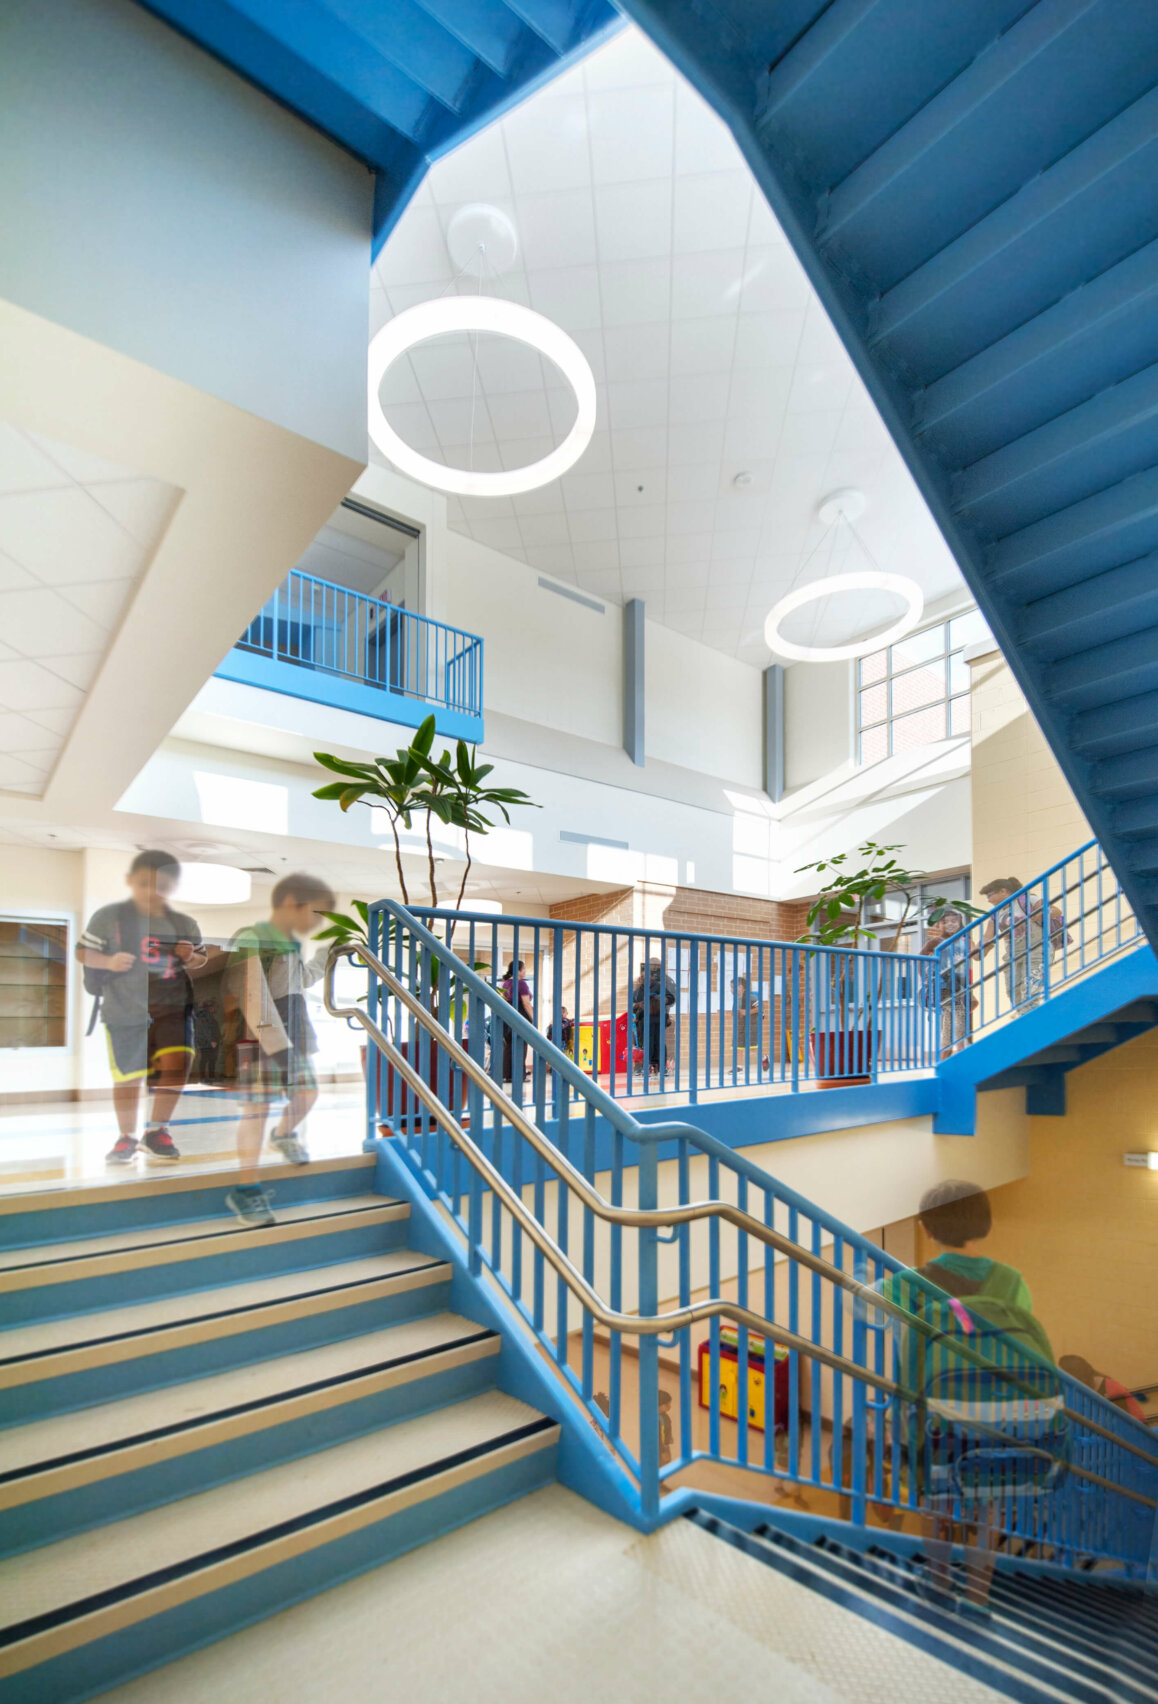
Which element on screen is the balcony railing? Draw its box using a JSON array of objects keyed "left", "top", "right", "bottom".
[
  {"left": 218, "top": 568, "right": 483, "bottom": 737},
  {"left": 404, "top": 839, "right": 1144, "bottom": 1108}
]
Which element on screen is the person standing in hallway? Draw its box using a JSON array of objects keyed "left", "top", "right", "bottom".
[
  {"left": 922, "top": 909, "right": 971, "bottom": 1056},
  {"left": 224, "top": 872, "right": 335, "bottom": 1227},
  {"left": 77, "top": 849, "right": 205, "bottom": 1166},
  {"left": 499, "top": 958, "right": 534, "bottom": 1086}
]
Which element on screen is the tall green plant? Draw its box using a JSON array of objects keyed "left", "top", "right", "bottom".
[
  {"left": 312, "top": 715, "right": 537, "bottom": 911},
  {"left": 797, "top": 841, "right": 984, "bottom": 950}
]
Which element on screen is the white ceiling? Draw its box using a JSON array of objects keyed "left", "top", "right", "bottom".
[
  {"left": 0, "top": 425, "right": 180, "bottom": 796},
  {"left": 294, "top": 504, "right": 407, "bottom": 597},
  {"left": 371, "top": 25, "right": 964, "bottom": 664}
]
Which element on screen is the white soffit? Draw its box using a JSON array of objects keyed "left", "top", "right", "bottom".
[
  {"left": 372, "top": 25, "right": 964, "bottom": 664},
  {"left": 0, "top": 423, "right": 179, "bottom": 796}
]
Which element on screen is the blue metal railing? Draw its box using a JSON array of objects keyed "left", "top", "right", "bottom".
[
  {"left": 406, "top": 908, "right": 938, "bottom": 1105},
  {"left": 933, "top": 838, "right": 1142, "bottom": 1052},
  {"left": 342, "top": 901, "right": 1158, "bottom": 1568},
  {"left": 236, "top": 567, "right": 483, "bottom": 718}
]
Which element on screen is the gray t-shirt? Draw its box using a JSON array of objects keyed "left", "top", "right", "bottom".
[{"left": 79, "top": 901, "right": 201, "bottom": 1027}]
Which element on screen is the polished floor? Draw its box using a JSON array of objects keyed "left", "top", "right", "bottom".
[
  {"left": 94, "top": 1484, "right": 1007, "bottom": 1704},
  {"left": 0, "top": 1082, "right": 366, "bottom": 1194}
]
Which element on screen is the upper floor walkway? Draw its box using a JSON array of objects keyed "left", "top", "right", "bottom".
[{"left": 216, "top": 565, "right": 484, "bottom": 741}]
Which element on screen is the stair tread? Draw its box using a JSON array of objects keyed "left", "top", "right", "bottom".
[
  {"left": 0, "top": 1153, "right": 375, "bottom": 1220},
  {"left": 0, "top": 1195, "right": 403, "bottom": 1276},
  {"left": 0, "top": 1251, "right": 446, "bottom": 1365},
  {"left": 0, "top": 1390, "right": 549, "bottom": 1635},
  {"left": 0, "top": 1312, "right": 493, "bottom": 1479}
]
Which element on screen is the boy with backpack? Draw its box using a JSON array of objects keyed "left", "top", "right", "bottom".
[
  {"left": 223, "top": 872, "right": 335, "bottom": 1227},
  {"left": 77, "top": 849, "right": 205, "bottom": 1166},
  {"left": 885, "top": 1180, "right": 1062, "bottom": 1613}
]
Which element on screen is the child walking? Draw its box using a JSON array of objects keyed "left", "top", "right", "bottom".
[
  {"left": 77, "top": 849, "right": 205, "bottom": 1166},
  {"left": 224, "top": 873, "right": 335, "bottom": 1227}
]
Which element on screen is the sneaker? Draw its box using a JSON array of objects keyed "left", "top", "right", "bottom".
[
  {"left": 226, "top": 1186, "right": 276, "bottom": 1229},
  {"left": 106, "top": 1134, "right": 139, "bottom": 1166},
  {"left": 271, "top": 1131, "right": 310, "bottom": 1165},
  {"left": 142, "top": 1128, "right": 181, "bottom": 1165}
]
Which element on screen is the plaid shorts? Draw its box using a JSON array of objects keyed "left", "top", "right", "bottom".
[{"left": 238, "top": 1044, "right": 317, "bottom": 1100}]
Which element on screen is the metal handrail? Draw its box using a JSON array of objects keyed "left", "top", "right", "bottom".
[{"left": 327, "top": 937, "right": 1158, "bottom": 1498}]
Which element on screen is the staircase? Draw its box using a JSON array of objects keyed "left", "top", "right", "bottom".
[
  {"left": 691, "top": 1511, "right": 1158, "bottom": 1704},
  {"left": 0, "top": 1158, "right": 558, "bottom": 1704},
  {"left": 609, "top": 0, "right": 1158, "bottom": 955},
  {"left": 135, "top": 0, "right": 622, "bottom": 253}
]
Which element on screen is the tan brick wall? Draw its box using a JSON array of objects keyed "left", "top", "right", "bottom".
[
  {"left": 969, "top": 648, "right": 1091, "bottom": 892},
  {"left": 913, "top": 1030, "right": 1158, "bottom": 1388}
]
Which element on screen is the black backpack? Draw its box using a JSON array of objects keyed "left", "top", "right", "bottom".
[{"left": 82, "top": 900, "right": 138, "bottom": 1035}]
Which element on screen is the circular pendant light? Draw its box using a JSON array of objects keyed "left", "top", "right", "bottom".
[
  {"left": 764, "top": 570, "right": 924, "bottom": 663},
  {"left": 368, "top": 296, "right": 597, "bottom": 498}
]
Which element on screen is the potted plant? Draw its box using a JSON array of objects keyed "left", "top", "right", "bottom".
[
  {"left": 795, "top": 841, "right": 983, "bottom": 1083},
  {"left": 311, "top": 717, "right": 538, "bottom": 1125}
]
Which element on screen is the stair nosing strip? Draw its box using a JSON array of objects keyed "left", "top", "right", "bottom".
[
  {"left": 0, "top": 1415, "right": 557, "bottom": 1654},
  {"left": 0, "top": 1154, "right": 375, "bottom": 1218},
  {"left": 0, "top": 1200, "right": 404, "bottom": 1276},
  {"left": 0, "top": 1326, "right": 500, "bottom": 1486},
  {"left": 0, "top": 1259, "right": 449, "bottom": 1370}
]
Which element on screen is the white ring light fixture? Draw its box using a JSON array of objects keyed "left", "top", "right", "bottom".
[
  {"left": 763, "top": 570, "right": 925, "bottom": 663},
  {"left": 368, "top": 296, "right": 597, "bottom": 498}
]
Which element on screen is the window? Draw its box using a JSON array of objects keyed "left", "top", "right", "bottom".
[
  {"left": 870, "top": 873, "right": 973, "bottom": 955},
  {"left": 856, "top": 610, "right": 991, "bottom": 765},
  {"left": 0, "top": 918, "right": 68, "bottom": 1049}
]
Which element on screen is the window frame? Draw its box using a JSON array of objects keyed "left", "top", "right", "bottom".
[
  {"left": 854, "top": 611, "right": 981, "bottom": 765},
  {"left": 0, "top": 910, "right": 72, "bottom": 1053}
]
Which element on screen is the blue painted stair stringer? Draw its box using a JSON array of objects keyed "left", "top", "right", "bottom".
[
  {"left": 134, "top": 0, "right": 623, "bottom": 255},
  {"left": 611, "top": 0, "right": 1158, "bottom": 956},
  {"left": 934, "top": 944, "right": 1158, "bottom": 1133}
]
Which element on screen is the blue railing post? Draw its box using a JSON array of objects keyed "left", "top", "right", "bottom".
[{"left": 637, "top": 1137, "right": 661, "bottom": 1520}]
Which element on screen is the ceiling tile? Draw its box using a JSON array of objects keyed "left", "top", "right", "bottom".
[
  {"left": 616, "top": 505, "right": 666, "bottom": 540},
  {"left": 38, "top": 653, "right": 101, "bottom": 690},
  {"left": 584, "top": 27, "right": 672, "bottom": 89},
  {"left": 484, "top": 390, "right": 554, "bottom": 440},
  {"left": 669, "top": 372, "right": 730, "bottom": 424},
  {"left": 0, "top": 753, "right": 46, "bottom": 793},
  {"left": 57, "top": 578, "right": 135, "bottom": 630},
  {"left": 499, "top": 436, "right": 555, "bottom": 473},
  {"left": 673, "top": 171, "right": 753, "bottom": 254},
  {"left": 0, "top": 425, "right": 74, "bottom": 495},
  {"left": 511, "top": 481, "right": 565, "bottom": 516},
  {"left": 514, "top": 188, "right": 597, "bottom": 271},
  {"left": 561, "top": 469, "right": 616, "bottom": 510},
  {"left": 0, "top": 659, "right": 84, "bottom": 712},
  {"left": 26, "top": 432, "right": 135, "bottom": 485},
  {"left": 666, "top": 499, "right": 718, "bottom": 533},
  {"left": 608, "top": 379, "right": 669, "bottom": 431},
  {"left": 572, "top": 542, "right": 622, "bottom": 574},
  {"left": 608, "top": 428, "right": 668, "bottom": 470},
  {"left": 588, "top": 87, "right": 673, "bottom": 185},
  {"left": 665, "top": 535, "right": 712, "bottom": 568},
  {"left": 602, "top": 321, "right": 671, "bottom": 382},
  {"left": 723, "top": 415, "right": 785, "bottom": 461},
  {"left": 0, "top": 587, "right": 109, "bottom": 656},
  {"left": 428, "top": 121, "right": 513, "bottom": 207},
  {"left": 0, "top": 551, "right": 36, "bottom": 593},
  {"left": 614, "top": 468, "right": 667, "bottom": 505},
  {"left": 22, "top": 704, "right": 79, "bottom": 738},
  {"left": 527, "top": 266, "right": 602, "bottom": 331},
  {"left": 0, "top": 487, "right": 144, "bottom": 586},
  {"left": 427, "top": 397, "right": 496, "bottom": 447},
  {"left": 92, "top": 480, "right": 179, "bottom": 549},
  {"left": 567, "top": 508, "right": 619, "bottom": 543},
  {"left": 503, "top": 94, "right": 592, "bottom": 195},
  {"left": 594, "top": 180, "right": 672, "bottom": 262},
  {"left": 666, "top": 422, "right": 725, "bottom": 465},
  {"left": 740, "top": 247, "right": 812, "bottom": 314},
  {"left": 670, "top": 249, "right": 746, "bottom": 320},
  {"left": 619, "top": 538, "right": 667, "bottom": 569},
  {"left": 733, "top": 311, "right": 806, "bottom": 368},
  {"left": 669, "top": 316, "right": 737, "bottom": 376},
  {"left": 374, "top": 205, "right": 450, "bottom": 288},
  {"left": 598, "top": 258, "right": 672, "bottom": 330},
  {"left": 380, "top": 400, "right": 440, "bottom": 453},
  {"left": 664, "top": 462, "right": 721, "bottom": 502},
  {"left": 674, "top": 83, "right": 742, "bottom": 175},
  {"left": 471, "top": 337, "right": 550, "bottom": 395},
  {"left": 788, "top": 363, "right": 855, "bottom": 414},
  {"left": 0, "top": 710, "right": 59, "bottom": 752}
]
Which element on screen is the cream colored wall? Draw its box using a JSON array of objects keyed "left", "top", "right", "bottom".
[
  {"left": 969, "top": 646, "right": 1091, "bottom": 890},
  {"left": 964, "top": 1034, "right": 1158, "bottom": 1390}
]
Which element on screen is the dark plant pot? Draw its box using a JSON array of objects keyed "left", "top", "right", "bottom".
[
  {"left": 810, "top": 1028, "right": 878, "bottom": 1086},
  {"left": 373, "top": 1038, "right": 468, "bottom": 1132}
]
